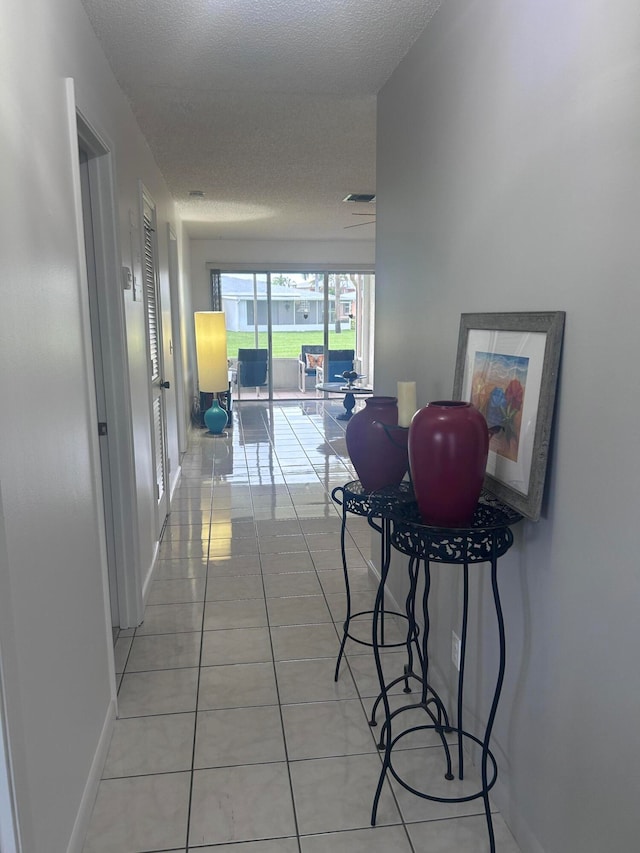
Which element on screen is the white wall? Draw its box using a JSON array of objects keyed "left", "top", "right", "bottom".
[
  {"left": 376, "top": 1, "right": 640, "bottom": 851},
  {"left": 0, "top": 1, "right": 188, "bottom": 850}
]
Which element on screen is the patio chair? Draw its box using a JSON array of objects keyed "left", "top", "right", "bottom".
[
  {"left": 298, "top": 344, "right": 324, "bottom": 392},
  {"left": 236, "top": 348, "right": 268, "bottom": 398},
  {"left": 316, "top": 349, "right": 355, "bottom": 386}
]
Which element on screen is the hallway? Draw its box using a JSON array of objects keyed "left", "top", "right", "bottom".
[{"left": 82, "top": 400, "right": 521, "bottom": 852}]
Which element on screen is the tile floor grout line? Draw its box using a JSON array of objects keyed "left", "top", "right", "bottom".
[
  {"left": 289, "top": 403, "right": 421, "bottom": 851},
  {"left": 313, "top": 513, "right": 422, "bottom": 849},
  {"left": 279, "top": 411, "right": 386, "bottom": 846},
  {"left": 182, "top": 466, "right": 215, "bottom": 853},
  {"left": 252, "top": 416, "right": 306, "bottom": 853}
]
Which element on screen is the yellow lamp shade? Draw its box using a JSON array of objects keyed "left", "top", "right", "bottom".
[{"left": 194, "top": 311, "right": 228, "bottom": 392}]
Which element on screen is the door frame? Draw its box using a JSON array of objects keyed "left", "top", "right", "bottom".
[
  {"left": 167, "top": 225, "right": 188, "bottom": 454},
  {"left": 213, "top": 264, "right": 375, "bottom": 397},
  {"left": 74, "top": 103, "right": 143, "bottom": 629}
]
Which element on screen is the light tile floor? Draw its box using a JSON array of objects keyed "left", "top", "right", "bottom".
[{"left": 83, "top": 400, "right": 522, "bottom": 852}]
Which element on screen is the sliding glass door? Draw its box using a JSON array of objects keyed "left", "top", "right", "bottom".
[
  {"left": 216, "top": 269, "right": 374, "bottom": 401},
  {"left": 219, "top": 273, "right": 268, "bottom": 401}
]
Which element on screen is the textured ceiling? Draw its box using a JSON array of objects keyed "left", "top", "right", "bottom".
[{"left": 81, "top": 0, "right": 442, "bottom": 240}]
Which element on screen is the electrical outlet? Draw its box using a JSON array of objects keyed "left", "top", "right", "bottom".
[{"left": 452, "top": 631, "right": 461, "bottom": 671}]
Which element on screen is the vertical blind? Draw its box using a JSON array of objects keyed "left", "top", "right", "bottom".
[
  {"left": 142, "top": 194, "right": 165, "bottom": 505},
  {"left": 143, "top": 201, "right": 159, "bottom": 382}
]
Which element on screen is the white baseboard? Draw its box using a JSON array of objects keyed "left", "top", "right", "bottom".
[
  {"left": 490, "top": 775, "right": 546, "bottom": 853},
  {"left": 169, "top": 463, "right": 182, "bottom": 502},
  {"left": 141, "top": 466, "right": 183, "bottom": 609},
  {"left": 141, "top": 539, "right": 159, "bottom": 606},
  {"left": 66, "top": 698, "right": 116, "bottom": 853}
]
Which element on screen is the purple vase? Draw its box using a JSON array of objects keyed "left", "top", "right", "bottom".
[
  {"left": 345, "top": 396, "right": 409, "bottom": 491},
  {"left": 408, "top": 400, "right": 489, "bottom": 527}
]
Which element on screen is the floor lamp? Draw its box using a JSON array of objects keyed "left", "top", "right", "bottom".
[{"left": 194, "top": 311, "right": 228, "bottom": 434}]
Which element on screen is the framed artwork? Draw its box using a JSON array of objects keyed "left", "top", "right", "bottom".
[{"left": 453, "top": 312, "right": 565, "bottom": 521}]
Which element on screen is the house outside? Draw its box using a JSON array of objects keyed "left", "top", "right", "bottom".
[{"left": 221, "top": 274, "right": 354, "bottom": 332}]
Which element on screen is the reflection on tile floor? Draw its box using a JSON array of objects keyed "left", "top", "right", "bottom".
[{"left": 83, "top": 400, "right": 522, "bottom": 853}]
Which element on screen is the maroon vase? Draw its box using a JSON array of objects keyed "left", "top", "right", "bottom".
[
  {"left": 345, "top": 396, "right": 409, "bottom": 492},
  {"left": 408, "top": 400, "right": 489, "bottom": 527}
]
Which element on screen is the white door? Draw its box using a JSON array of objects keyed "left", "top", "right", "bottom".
[
  {"left": 78, "top": 144, "right": 120, "bottom": 629},
  {"left": 141, "top": 191, "right": 169, "bottom": 531},
  {"left": 74, "top": 109, "right": 143, "bottom": 629}
]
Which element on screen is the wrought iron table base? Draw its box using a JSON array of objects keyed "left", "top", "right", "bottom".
[
  {"left": 366, "top": 552, "right": 450, "bottom": 746},
  {"left": 368, "top": 496, "right": 521, "bottom": 853},
  {"left": 331, "top": 482, "right": 415, "bottom": 682}
]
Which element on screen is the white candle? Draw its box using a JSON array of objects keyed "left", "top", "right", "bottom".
[{"left": 397, "top": 381, "right": 417, "bottom": 427}]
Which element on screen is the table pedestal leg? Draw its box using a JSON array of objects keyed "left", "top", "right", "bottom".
[{"left": 336, "top": 391, "right": 356, "bottom": 420}]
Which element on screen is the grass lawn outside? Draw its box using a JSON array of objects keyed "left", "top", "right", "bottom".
[{"left": 227, "top": 330, "right": 356, "bottom": 359}]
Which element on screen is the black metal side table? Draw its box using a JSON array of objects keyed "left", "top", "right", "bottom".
[
  {"left": 368, "top": 492, "right": 522, "bottom": 853},
  {"left": 330, "top": 480, "right": 415, "bottom": 681}
]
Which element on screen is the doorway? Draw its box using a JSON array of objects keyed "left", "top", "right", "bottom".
[
  {"left": 76, "top": 113, "right": 142, "bottom": 630},
  {"left": 217, "top": 268, "right": 375, "bottom": 401},
  {"left": 79, "top": 144, "right": 119, "bottom": 632}
]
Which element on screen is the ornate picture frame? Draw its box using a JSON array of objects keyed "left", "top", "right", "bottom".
[{"left": 453, "top": 312, "right": 565, "bottom": 521}]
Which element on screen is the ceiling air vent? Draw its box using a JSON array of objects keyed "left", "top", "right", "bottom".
[{"left": 343, "top": 193, "right": 376, "bottom": 203}]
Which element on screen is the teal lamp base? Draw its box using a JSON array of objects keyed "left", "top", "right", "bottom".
[{"left": 204, "top": 399, "right": 228, "bottom": 434}]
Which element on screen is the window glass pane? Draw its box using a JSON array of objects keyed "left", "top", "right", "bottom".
[{"left": 217, "top": 269, "right": 373, "bottom": 396}]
